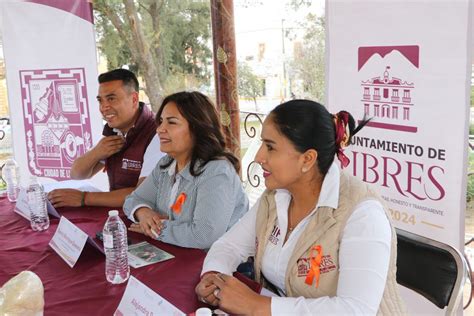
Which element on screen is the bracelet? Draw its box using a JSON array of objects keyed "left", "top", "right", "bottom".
[{"left": 80, "top": 191, "right": 87, "bottom": 207}]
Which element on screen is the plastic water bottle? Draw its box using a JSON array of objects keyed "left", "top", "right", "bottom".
[
  {"left": 2, "top": 159, "right": 20, "bottom": 202},
  {"left": 27, "top": 176, "right": 49, "bottom": 231},
  {"left": 103, "top": 210, "right": 130, "bottom": 284}
]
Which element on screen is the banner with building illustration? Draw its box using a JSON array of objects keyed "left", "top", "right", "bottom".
[
  {"left": 326, "top": 0, "right": 471, "bottom": 313},
  {"left": 327, "top": 0, "right": 471, "bottom": 248},
  {"left": 0, "top": 0, "right": 107, "bottom": 189}
]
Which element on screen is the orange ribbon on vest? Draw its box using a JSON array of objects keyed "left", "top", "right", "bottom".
[
  {"left": 171, "top": 192, "right": 187, "bottom": 214},
  {"left": 305, "top": 245, "right": 323, "bottom": 287}
]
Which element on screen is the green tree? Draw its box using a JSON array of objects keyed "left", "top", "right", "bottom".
[
  {"left": 288, "top": 1, "right": 325, "bottom": 102},
  {"left": 471, "top": 85, "right": 474, "bottom": 107},
  {"left": 94, "top": 0, "right": 212, "bottom": 110},
  {"left": 237, "top": 62, "right": 264, "bottom": 109}
]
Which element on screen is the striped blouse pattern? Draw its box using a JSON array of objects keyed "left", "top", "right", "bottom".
[{"left": 123, "top": 156, "right": 249, "bottom": 249}]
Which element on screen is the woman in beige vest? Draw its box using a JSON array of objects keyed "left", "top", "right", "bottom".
[{"left": 195, "top": 100, "right": 406, "bottom": 315}]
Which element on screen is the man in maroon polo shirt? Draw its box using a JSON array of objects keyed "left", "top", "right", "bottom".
[{"left": 48, "top": 69, "right": 163, "bottom": 208}]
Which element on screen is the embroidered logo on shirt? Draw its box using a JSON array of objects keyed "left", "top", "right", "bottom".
[
  {"left": 297, "top": 254, "right": 336, "bottom": 277},
  {"left": 268, "top": 225, "right": 281, "bottom": 245},
  {"left": 121, "top": 158, "right": 142, "bottom": 171}
]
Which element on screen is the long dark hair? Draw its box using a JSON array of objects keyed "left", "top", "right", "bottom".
[
  {"left": 157, "top": 91, "right": 239, "bottom": 176},
  {"left": 269, "top": 99, "right": 368, "bottom": 176}
]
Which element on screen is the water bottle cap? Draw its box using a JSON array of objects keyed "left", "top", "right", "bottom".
[
  {"left": 5, "top": 158, "right": 18, "bottom": 165},
  {"left": 108, "top": 210, "right": 119, "bottom": 217},
  {"left": 195, "top": 307, "right": 212, "bottom": 316}
]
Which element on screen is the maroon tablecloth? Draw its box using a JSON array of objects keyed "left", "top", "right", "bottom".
[{"left": 0, "top": 197, "right": 208, "bottom": 315}]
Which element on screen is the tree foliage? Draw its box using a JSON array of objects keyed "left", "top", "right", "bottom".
[
  {"left": 237, "top": 62, "right": 264, "bottom": 107},
  {"left": 287, "top": 1, "right": 325, "bottom": 102},
  {"left": 94, "top": 0, "right": 212, "bottom": 110},
  {"left": 290, "top": 13, "right": 325, "bottom": 102}
]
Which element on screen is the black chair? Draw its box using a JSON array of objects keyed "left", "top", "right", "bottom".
[{"left": 396, "top": 228, "right": 468, "bottom": 314}]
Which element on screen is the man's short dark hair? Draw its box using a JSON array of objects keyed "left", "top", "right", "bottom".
[{"left": 98, "top": 68, "right": 139, "bottom": 92}]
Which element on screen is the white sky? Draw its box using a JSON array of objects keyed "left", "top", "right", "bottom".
[{"left": 233, "top": 0, "right": 325, "bottom": 59}]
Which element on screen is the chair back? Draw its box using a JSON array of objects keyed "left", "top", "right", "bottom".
[{"left": 396, "top": 228, "right": 468, "bottom": 314}]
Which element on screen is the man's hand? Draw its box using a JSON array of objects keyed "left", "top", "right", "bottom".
[
  {"left": 132, "top": 207, "right": 164, "bottom": 239},
  {"left": 70, "top": 135, "right": 124, "bottom": 179},
  {"left": 92, "top": 135, "right": 125, "bottom": 160},
  {"left": 48, "top": 189, "right": 83, "bottom": 208}
]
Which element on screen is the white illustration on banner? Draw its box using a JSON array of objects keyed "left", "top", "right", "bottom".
[
  {"left": 20, "top": 68, "right": 92, "bottom": 180},
  {"left": 358, "top": 46, "right": 419, "bottom": 133}
]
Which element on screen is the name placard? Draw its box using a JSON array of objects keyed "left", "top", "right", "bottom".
[
  {"left": 14, "top": 188, "right": 61, "bottom": 219},
  {"left": 14, "top": 188, "right": 30, "bottom": 220},
  {"left": 49, "top": 216, "right": 88, "bottom": 268},
  {"left": 115, "top": 276, "right": 185, "bottom": 316},
  {"left": 47, "top": 199, "right": 61, "bottom": 218}
]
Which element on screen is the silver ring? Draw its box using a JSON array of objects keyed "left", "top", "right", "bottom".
[
  {"left": 201, "top": 297, "right": 207, "bottom": 303},
  {"left": 213, "top": 288, "right": 220, "bottom": 299}
]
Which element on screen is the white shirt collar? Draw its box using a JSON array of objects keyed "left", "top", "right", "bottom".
[
  {"left": 112, "top": 128, "right": 127, "bottom": 138},
  {"left": 318, "top": 162, "right": 340, "bottom": 209},
  {"left": 167, "top": 160, "right": 177, "bottom": 177},
  {"left": 161, "top": 158, "right": 193, "bottom": 181}
]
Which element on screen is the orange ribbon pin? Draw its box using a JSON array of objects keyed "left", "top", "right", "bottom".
[
  {"left": 305, "top": 245, "right": 323, "bottom": 287},
  {"left": 171, "top": 192, "right": 187, "bottom": 214}
]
